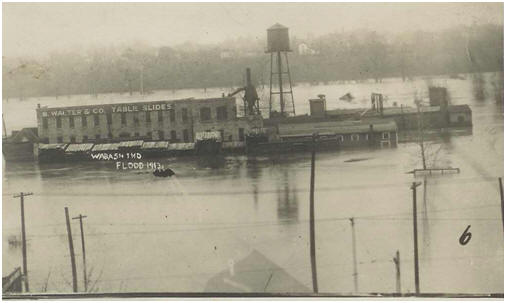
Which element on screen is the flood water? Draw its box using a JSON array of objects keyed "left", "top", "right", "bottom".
[{"left": 2, "top": 73, "right": 504, "bottom": 294}]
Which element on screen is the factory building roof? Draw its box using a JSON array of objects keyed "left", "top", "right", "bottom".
[{"left": 278, "top": 120, "right": 397, "bottom": 138}]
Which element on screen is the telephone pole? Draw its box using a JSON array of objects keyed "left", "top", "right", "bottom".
[
  {"left": 393, "top": 250, "right": 401, "bottom": 294},
  {"left": 13, "top": 192, "right": 33, "bottom": 292},
  {"left": 309, "top": 133, "right": 318, "bottom": 293},
  {"left": 72, "top": 214, "right": 88, "bottom": 292},
  {"left": 349, "top": 217, "right": 358, "bottom": 293},
  {"left": 411, "top": 182, "right": 422, "bottom": 295},
  {"left": 65, "top": 207, "right": 78, "bottom": 292},
  {"left": 499, "top": 177, "right": 503, "bottom": 229}
]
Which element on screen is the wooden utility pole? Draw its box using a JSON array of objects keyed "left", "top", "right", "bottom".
[
  {"left": 393, "top": 250, "right": 401, "bottom": 293},
  {"left": 65, "top": 207, "right": 78, "bottom": 292},
  {"left": 349, "top": 217, "right": 358, "bottom": 293},
  {"left": 411, "top": 182, "right": 422, "bottom": 295},
  {"left": 499, "top": 177, "right": 504, "bottom": 229},
  {"left": 13, "top": 192, "right": 32, "bottom": 292},
  {"left": 415, "top": 101, "right": 427, "bottom": 170},
  {"left": 3, "top": 113, "right": 7, "bottom": 138},
  {"left": 309, "top": 133, "right": 318, "bottom": 293},
  {"left": 72, "top": 214, "right": 88, "bottom": 292}
]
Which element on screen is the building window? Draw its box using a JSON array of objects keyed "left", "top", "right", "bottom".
[
  {"left": 182, "top": 108, "right": 188, "bottom": 123},
  {"left": 95, "top": 134, "right": 101, "bottom": 140},
  {"left": 146, "top": 112, "right": 151, "bottom": 123},
  {"left": 238, "top": 128, "right": 245, "bottom": 141},
  {"left": 351, "top": 134, "right": 360, "bottom": 141},
  {"left": 82, "top": 116, "right": 87, "bottom": 128},
  {"left": 158, "top": 111, "right": 163, "bottom": 123},
  {"left": 134, "top": 113, "right": 139, "bottom": 126},
  {"left": 170, "top": 130, "right": 177, "bottom": 142},
  {"left": 169, "top": 109, "right": 175, "bottom": 123},
  {"left": 382, "top": 132, "right": 390, "bottom": 140},
  {"left": 42, "top": 117, "right": 48, "bottom": 129},
  {"left": 57, "top": 136, "right": 63, "bottom": 143},
  {"left": 42, "top": 137, "right": 49, "bottom": 144},
  {"left": 219, "top": 130, "right": 224, "bottom": 141},
  {"left": 82, "top": 135, "right": 88, "bottom": 143},
  {"left": 183, "top": 129, "right": 189, "bottom": 142},
  {"left": 70, "top": 136, "right": 76, "bottom": 143},
  {"left": 337, "top": 135, "right": 344, "bottom": 142},
  {"left": 121, "top": 113, "right": 127, "bottom": 125},
  {"left": 146, "top": 131, "right": 152, "bottom": 140},
  {"left": 119, "top": 132, "right": 130, "bottom": 138},
  {"left": 134, "top": 132, "right": 140, "bottom": 138},
  {"left": 56, "top": 117, "right": 62, "bottom": 128},
  {"left": 106, "top": 113, "right": 112, "bottom": 125},
  {"left": 200, "top": 107, "right": 211, "bottom": 121},
  {"left": 158, "top": 130, "right": 164, "bottom": 140},
  {"left": 217, "top": 106, "right": 228, "bottom": 121},
  {"left": 108, "top": 132, "right": 113, "bottom": 139},
  {"left": 94, "top": 115, "right": 100, "bottom": 126},
  {"left": 69, "top": 116, "right": 75, "bottom": 128}
]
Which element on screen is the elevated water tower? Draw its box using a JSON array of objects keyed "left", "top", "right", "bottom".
[{"left": 266, "top": 23, "right": 296, "bottom": 118}]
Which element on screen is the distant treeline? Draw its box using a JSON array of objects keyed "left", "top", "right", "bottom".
[{"left": 3, "top": 24, "right": 503, "bottom": 100}]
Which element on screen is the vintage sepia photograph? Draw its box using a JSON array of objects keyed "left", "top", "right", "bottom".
[{"left": 1, "top": 2, "right": 504, "bottom": 299}]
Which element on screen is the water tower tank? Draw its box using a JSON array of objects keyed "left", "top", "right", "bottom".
[{"left": 267, "top": 23, "right": 290, "bottom": 52}]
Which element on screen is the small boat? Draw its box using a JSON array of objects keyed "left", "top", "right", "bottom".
[
  {"left": 153, "top": 168, "right": 175, "bottom": 178},
  {"left": 339, "top": 93, "right": 354, "bottom": 102}
]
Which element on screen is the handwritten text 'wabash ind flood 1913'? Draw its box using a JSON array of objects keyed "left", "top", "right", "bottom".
[{"left": 89, "top": 152, "right": 164, "bottom": 170}]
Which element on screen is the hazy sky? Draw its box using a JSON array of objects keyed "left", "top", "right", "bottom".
[{"left": 3, "top": 2, "right": 503, "bottom": 58}]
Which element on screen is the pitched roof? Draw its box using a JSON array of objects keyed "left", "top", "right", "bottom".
[
  {"left": 142, "top": 141, "right": 170, "bottom": 149},
  {"left": 448, "top": 104, "right": 472, "bottom": 113},
  {"left": 10, "top": 128, "right": 39, "bottom": 143},
  {"left": 65, "top": 143, "right": 94, "bottom": 153},
  {"left": 118, "top": 140, "right": 144, "bottom": 148},
  {"left": 168, "top": 143, "right": 195, "bottom": 151},
  {"left": 92, "top": 143, "right": 120, "bottom": 152},
  {"left": 204, "top": 250, "right": 310, "bottom": 293}
]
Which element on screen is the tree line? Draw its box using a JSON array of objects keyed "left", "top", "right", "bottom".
[{"left": 3, "top": 23, "right": 503, "bottom": 100}]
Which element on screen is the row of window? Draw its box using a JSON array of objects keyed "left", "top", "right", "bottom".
[
  {"left": 50, "top": 127, "right": 247, "bottom": 144},
  {"left": 53, "top": 129, "right": 191, "bottom": 144},
  {"left": 42, "top": 106, "right": 229, "bottom": 129},
  {"left": 337, "top": 132, "right": 391, "bottom": 142}
]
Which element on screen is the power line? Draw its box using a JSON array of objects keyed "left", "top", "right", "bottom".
[
  {"left": 2, "top": 176, "right": 501, "bottom": 198},
  {"left": 6, "top": 202, "right": 498, "bottom": 233}
]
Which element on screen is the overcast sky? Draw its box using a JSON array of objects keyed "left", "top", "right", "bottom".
[{"left": 3, "top": 2, "right": 503, "bottom": 58}]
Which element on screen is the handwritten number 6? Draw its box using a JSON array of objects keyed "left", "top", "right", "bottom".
[{"left": 459, "top": 225, "right": 472, "bottom": 245}]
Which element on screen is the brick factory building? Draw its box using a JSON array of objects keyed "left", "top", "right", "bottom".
[{"left": 36, "top": 97, "right": 263, "bottom": 144}]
